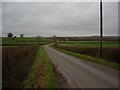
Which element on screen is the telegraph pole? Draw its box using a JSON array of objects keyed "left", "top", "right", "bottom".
[{"left": 99, "top": 0, "right": 103, "bottom": 58}]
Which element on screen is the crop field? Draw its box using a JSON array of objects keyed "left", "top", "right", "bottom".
[{"left": 60, "top": 41, "right": 119, "bottom": 48}]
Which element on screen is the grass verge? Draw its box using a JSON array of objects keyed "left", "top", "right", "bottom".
[
  {"left": 23, "top": 46, "right": 58, "bottom": 88},
  {"left": 51, "top": 45, "right": 120, "bottom": 70}
]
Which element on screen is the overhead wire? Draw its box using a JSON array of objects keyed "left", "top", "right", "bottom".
[{"left": 64, "top": 1, "right": 95, "bottom": 29}]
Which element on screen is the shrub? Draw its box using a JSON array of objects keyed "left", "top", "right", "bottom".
[
  {"left": 2, "top": 44, "right": 39, "bottom": 88},
  {"left": 7, "top": 32, "right": 13, "bottom": 38},
  {"left": 54, "top": 45, "right": 120, "bottom": 63}
]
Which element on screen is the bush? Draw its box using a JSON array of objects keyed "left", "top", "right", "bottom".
[
  {"left": 54, "top": 45, "right": 120, "bottom": 63},
  {"left": 2, "top": 44, "right": 39, "bottom": 88}
]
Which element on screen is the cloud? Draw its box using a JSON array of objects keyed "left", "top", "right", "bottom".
[{"left": 2, "top": 2, "right": 118, "bottom": 37}]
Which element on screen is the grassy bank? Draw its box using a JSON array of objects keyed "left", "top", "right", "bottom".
[
  {"left": 24, "top": 46, "right": 58, "bottom": 88},
  {"left": 51, "top": 45, "right": 120, "bottom": 70}
]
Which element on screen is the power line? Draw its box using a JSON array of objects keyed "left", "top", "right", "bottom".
[{"left": 64, "top": 1, "right": 94, "bottom": 29}]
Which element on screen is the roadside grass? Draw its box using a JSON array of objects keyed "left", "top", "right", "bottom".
[
  {"left": 23, "top": 46, "right": 58, "bottom": 88},
  {"left": 51, "top": 45, "right": 120, "bottom": 70}
]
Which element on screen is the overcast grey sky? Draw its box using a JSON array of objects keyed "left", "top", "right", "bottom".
[{"left": 2, "top": 2, "right": 118, "bottom": 37}]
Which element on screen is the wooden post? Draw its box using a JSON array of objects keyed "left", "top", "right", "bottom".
[{"left": 100, "top": 0, "right": 103, "bottom": 58}]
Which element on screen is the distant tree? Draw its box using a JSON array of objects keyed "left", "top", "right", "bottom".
[
  {"left": 12, "top": 36, "right": 17, "bottom": 40},
  {"left": 14, "top": 36, "right": 17, "bottom": 38},
  {"left": 36, "top": 36, "right": 42, "bottom": 43},
  {"left": 7, "top": 32, "right": 13, "bottom": 38},
  {"left": 20, "top": 34, "right": 24, "bottom": 38},
  {"left": 53, "top": 34, "right": 60, "bottom": 45}
]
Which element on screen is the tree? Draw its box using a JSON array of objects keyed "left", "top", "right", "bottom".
[
  {"left": 14, "top": 36, "right": 17, "bottom": 38},
  {"left": 20, "top": 34, "right": 24, "bottom": 38},
  {"left": 7, "top": 32, "right": 13, "bottom": 38},
  {"left": 53, "top": 34, "right": 60, "bottom": 45},
  {"left": 12, "top": 36, "right": 17, "bottom": 40},
  {"left": 36, "top": 36, "right": 42, "bottom": 43}
]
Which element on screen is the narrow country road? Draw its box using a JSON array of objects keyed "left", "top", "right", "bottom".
[{"left": 44, "top": 44, "right": 119, "bottom": 88}]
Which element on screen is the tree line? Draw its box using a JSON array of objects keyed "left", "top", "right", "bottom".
[{"left": 7, "top": 32, "right": 24, "bottom": 38}]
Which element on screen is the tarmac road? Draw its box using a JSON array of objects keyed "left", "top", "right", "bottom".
[{"left": 44, "top": 44, "right": 119, "bottom": 88}]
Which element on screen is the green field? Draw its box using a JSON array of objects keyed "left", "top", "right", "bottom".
[
  {"left": 2, "top": 37, "right": 53, "bottom": 47},
  {"left": 2, "top": 37, "right": 119, "bottom": 48},
  {"left": 60, "top": 41, "right": 119, "bottom": 48},
  {"left": 61, "top": 41, "right": 117, "bottom": 43},
  {"left": 2, "top": 37, "right": 52, "bottom": 42},
  {"left": 2, "top": 41, "right": 50, "bottom": 44},
  {"left": 1, "top": 46, "right": 19, "bottom": 48}
]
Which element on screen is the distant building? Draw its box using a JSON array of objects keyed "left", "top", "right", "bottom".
[{"left": 66, "top": 39, "right": 69, "bottom": 41}]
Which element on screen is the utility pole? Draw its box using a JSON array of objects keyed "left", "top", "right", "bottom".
[{"left": 99, "top": 0, "right": 103, "bottom": 58}]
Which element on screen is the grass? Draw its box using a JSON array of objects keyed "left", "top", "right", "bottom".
[
  {"left": 2, "top": 37, "right": 52, "bottom": 45},
  {"left": 2, "top": 41, "right": 50, "bottom": 44},
  {"left": 2, "top": 37, "right": 53, "bottom": 42},
  {"left": 51, "top": 45, "right": 120, "bottom": 70},
  {"left": 61, "top": 41, "right": 118, "bottom": 43},
  {"left": 1, "top": 46, "right": 19, "bottom": 48},
  {"left": 60, "top": 40, "right": 119, "bottom": 48},
  {"left": 23, "top": 46, "right": 58, "bottom": 88},
  {"left": 59, "top": 43, "right": 118, "bottom": 48}
]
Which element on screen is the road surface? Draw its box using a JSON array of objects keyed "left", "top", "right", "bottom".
[{"left": 44, "top": 44, "right": 119, "bottom": 88}]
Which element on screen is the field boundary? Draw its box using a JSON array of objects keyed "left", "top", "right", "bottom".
[{"left": 50, "top": 45, "right": 120, "bottom": 70}]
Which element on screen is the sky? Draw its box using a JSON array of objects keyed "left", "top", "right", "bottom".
[{"left": 2, "top": 2, "right": 118, "bottom": 37}]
